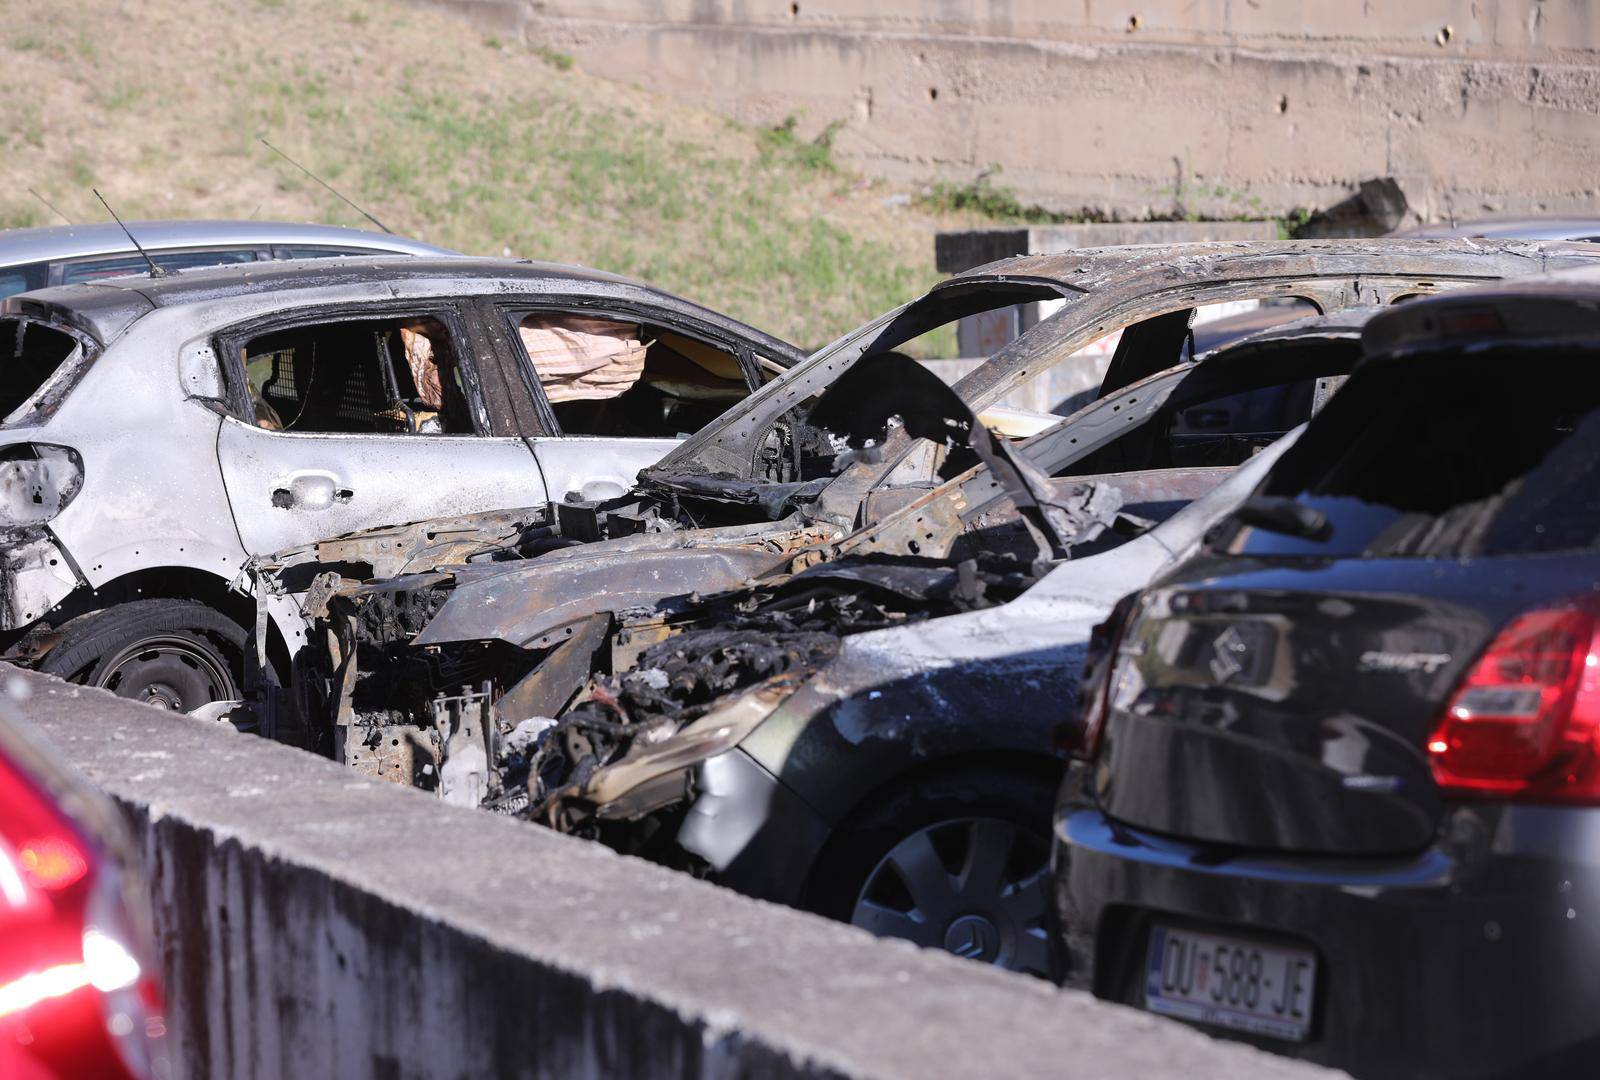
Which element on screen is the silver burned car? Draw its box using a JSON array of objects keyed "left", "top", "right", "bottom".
[
  {"left": 0, "top": 256, "right": 805, "bottom": 710},
  {"left": 0, "top": 219, "right": 459, "bottom": 299}
]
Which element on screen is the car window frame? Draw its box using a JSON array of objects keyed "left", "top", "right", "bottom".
[
  {"left": 210, "top": 298, "right": 499, "bottom": 438},
  {"left": 493, "top": 298, "right": 765, "bottom": 439},
  {"left": 48, "top": 244, "right": 270, "bottom": 287}
]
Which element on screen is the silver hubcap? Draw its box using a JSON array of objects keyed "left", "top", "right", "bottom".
[{"left": 850, "top": 817, "right": 1051, "bottom": 977}]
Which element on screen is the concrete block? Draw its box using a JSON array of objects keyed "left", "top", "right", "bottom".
[{"left": 12, "top": 669, "right": 1339, "bottom": 1079}]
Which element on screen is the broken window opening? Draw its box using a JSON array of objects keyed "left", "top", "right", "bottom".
[
  {"left": 0, "top": 318, "right": 87, "bottom": 427},
  {"left": 241, "top": 315, "right": 474, "bottom": 435},
  {"left": 1056, "top": 338, "right": 1359, "bottom": 479},
  {"left": 1003, "top": 297, "right": 1322, "bottom": 420},
  {"left": 516, "top": 313, "right": 751, "bottom": 439}
]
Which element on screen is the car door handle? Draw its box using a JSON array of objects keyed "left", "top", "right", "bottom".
[{"left": 271, "top": 472, "right": 354, "bottom": 510}]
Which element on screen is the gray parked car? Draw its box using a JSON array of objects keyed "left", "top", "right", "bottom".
[
  {"left": 0, "top": 256, "right": 805, "bottom": 711},
  {"left": 0, "top": 219, "right": 458, "bottom": 299}
]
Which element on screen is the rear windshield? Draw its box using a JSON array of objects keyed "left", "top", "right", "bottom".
[
  {"left": 0, "top": 318, "right": 89, "bottom": 426},
  {"left": 0, "top": 262, "right": 50, "bottom": 301},
  {"left": 1214, "top": 349, "right": 1600, "bottom": 559},
  {"left": 60, "top": 247, "right": 256, "bottom": 285}
]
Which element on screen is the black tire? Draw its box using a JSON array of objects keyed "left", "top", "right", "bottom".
[
  {"left": 804, "top": 768, "right": 1057, "bottom": 977},
  {"left": 38, "top": 599, "right": 248, "bottom": 712}
]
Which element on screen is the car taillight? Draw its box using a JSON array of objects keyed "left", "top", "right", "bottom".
[
  {"left": 1070, "top": 592, "right": 1141, "bottom": 761},
  {"left": 0, "top": 753, "right": 89, "bottom": 904},
  {"left": 1426, "top": 600, "right": 1600, "bottom": 802}
]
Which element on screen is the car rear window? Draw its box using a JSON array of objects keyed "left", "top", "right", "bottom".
[
  {"left": 0, "top": 317, "right": 90, "bottom": 426},
  {"left": 61, "top": 247, "right": 257, "bottom": 284},
  {"left": 0, "top": 262, "right": 49, "bottom": 300},
  {"left": 271, "top": 245, "right": 390, "bottom": 260},
  {"left": 1214, "top": 349, "right": 1600, "bottom": 558}
]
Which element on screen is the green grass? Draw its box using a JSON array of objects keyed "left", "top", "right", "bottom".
[
  {"left": 0, "top": 0, "right": 980, "bottom": 351},
  {"left": 759, "top": 115, "right": 842, "bottom": 173},
  {"left": 917, "top": 171, "right": 1073, "bottom": 225},
  {"left": 226, "top": 79, "right": 926, "bottom": 345},
  {"left": 533, "top": 45, "right": 574, "bottom": 71}
]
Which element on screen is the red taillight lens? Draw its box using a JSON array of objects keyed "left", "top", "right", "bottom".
[
  {"left": 0, "top": 754, "right": 91, "bottom": 906},
  {"left": 1072, "top": 593, "right": 1141, "bottom": 761},
  {"left": 1426, "top": 601, "right": 1600, "bottom": 801}
]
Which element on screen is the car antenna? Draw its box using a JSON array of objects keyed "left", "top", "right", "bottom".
[
  {"left": 92, "top": 189, "right": 164, "bottom": 277},
  {"left": 27, "top": 187, "right": 72, "bottom": 225},
  {"left": 259, "top": 137, "right": 395, "bottom": 235}
]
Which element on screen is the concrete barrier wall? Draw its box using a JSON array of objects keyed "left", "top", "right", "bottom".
[
  {"left": 420, "top": 0, "right": 1600, "bottom": 222},
  {"left": 14, "top": 669, "right": 1338, "bottom": 1079}
]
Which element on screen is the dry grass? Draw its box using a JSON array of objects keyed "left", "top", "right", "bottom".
[{"left": 0, "top": 0, "right": 984, "bottom": 349}]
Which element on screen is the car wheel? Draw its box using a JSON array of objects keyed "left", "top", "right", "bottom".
[
  {"left": 806, "top": 769, "right": 1056, "bottom": 977},
  {"left": 38, "top": 599, "right": 247, "bottom": 712}
]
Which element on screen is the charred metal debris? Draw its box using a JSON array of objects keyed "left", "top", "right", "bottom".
[{"left": 262, "top": 352, "right": 1123, "bottom": 844}]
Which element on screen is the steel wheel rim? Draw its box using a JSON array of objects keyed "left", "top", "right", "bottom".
[
  {"left": 849, "top": 816, "right": 1051, "bottom": 976},
  {"left": 96, "top": 633, "right": 236, "bottom": 712}
]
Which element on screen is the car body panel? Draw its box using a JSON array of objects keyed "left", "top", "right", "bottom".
[{"left": 216, "top": 419, "right": 549, "bottom": 555}]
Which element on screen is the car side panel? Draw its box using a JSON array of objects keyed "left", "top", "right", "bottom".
[
  {"left": 530, "top": 436, "right": 680, "bottom": 502},
  {"left": 216, "top": 418, "right": 548, "bottom": 555},
  {"left": 27, "top": 309, "right": 247, "bottom": 591}
]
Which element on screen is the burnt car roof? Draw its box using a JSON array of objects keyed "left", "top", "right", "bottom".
[
  {"left": 1, "top": 255, "right": 802, "bottom": 359},
  {"left": 1361, "top": 265, "right": 1600, "bottom": 357},
  {"left": 36, "top": 254, "right": 639, "bottom": 305},
  {"left": 1395, "top": 216, "right": 1600, "bottom": 242},
  {"left": 934, "top": 237, "right": 1599, "bottom": 292}
]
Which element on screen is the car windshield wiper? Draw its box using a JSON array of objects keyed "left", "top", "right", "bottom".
[{"left": 1229, "top": 496, "right": 1331, "bottom": 541}]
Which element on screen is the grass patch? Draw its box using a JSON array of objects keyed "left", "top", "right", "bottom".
[
  {"left": 0, "top": 0, "right": 989, "bottom": 351},
  {"left": 917, "top": 171, "right": 1071, "bottom": 224},
  {"left": 533, "top": 45, "right": 574, "bottom": 71},
  {"left": 759, "top": 115, "right": 842, "bottom": 172}
]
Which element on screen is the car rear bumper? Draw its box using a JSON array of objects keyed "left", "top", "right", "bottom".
[{"left": 1052, "top": 801, "right": 1600, "bottom": 1079}]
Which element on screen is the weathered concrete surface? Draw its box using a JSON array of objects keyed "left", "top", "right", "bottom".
[
  {"left": 12, "top": 669, "right": 1340, "bottom": 1079},
  {"left": 419, "top": 0, "right": 1600, "bottom": 222}
]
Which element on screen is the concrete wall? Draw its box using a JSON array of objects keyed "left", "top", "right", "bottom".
[
  {"left": 423, "top": 0, "right": 1600, "bottom": 222},
  {"left": 13, "top": 670, "right": 1337, "bottom": 1080}
]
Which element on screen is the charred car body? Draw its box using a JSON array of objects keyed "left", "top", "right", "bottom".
[
  {"left": 0, "top": 256, "right": 806, "bottom": 712},
  {"left": 253, "top": 240, "right": 1598, "bottom": 970}
]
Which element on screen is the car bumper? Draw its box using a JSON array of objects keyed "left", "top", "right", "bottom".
[
  {"left": 1052, "top": 801, "right": 1600, "bottom": 1079},
  {"left": 678, "top": 747, "right": 833, "bottom": 907}
]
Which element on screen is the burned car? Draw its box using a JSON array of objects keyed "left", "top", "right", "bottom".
[
  {"left": 254, "top": 240, "right": 1594, "bottom": 968},
  {"left": 0, "top": 256, "right": 806, "bottom": 711}
]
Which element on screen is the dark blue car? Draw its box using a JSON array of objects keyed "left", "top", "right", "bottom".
[{"left": 1050, "top": 271, "right": 1600, "bottom": 1079}]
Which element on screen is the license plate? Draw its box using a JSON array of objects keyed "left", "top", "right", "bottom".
[{"left": 1145, "top": 923, "right": 1317, "bottom": 1042}]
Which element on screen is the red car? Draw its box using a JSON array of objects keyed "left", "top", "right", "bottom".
[{"left": 0, "top": 694, "right": 166, "bottom": 1079}]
